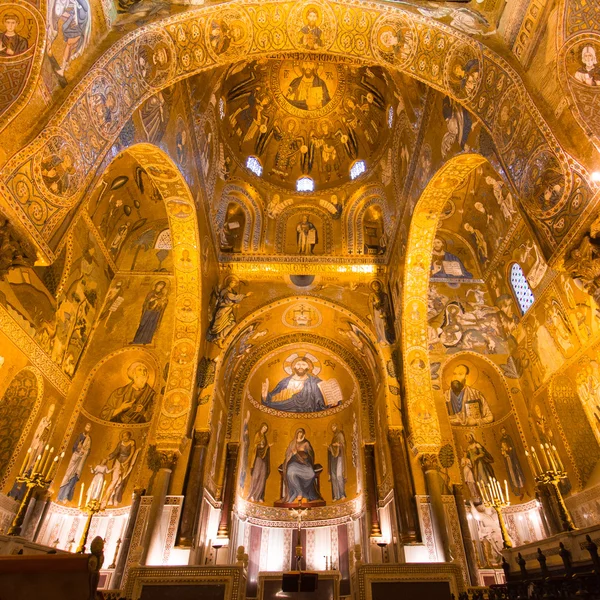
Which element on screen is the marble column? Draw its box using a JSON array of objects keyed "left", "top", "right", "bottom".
[
  {"left": 111, "top": 488, "right": 144, "bottom": 590},
  {"left": 387, "top": 427, "right": 420, "bottom": 543},
  {"left": 420, "top": 453, "right": 450, "bottom": 562},
  {"left": 364, "top": 444, "right": 382, "bottom": 538},
  {"left": 177, "top": 430, "right": 210, "bottom": 548},
  {"left": 217, "top": 442, "right": 239, "bottom": 540},
  {"left": 141, "top": 450, "right": 178, "bottom": 565},
  {"left": 452, "top": 484, "right": 478, "bottom": 586}
]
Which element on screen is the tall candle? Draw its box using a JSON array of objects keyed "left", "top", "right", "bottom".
[
  {"left": 504, "top": 479, "right": 510, "bottom": 503},
  {"left": 545, "top": 443, "right": 558, "bottom": 472},
  {"left": 539, "top": 444, "right": 549, "bottom": 471},
  {"left": 48, "top": 455, "right": 59, "bottom": 480},
  {"left": 78, "top": 482, "right": 85, "bottom": 509},
  {"left": 476, "top": 481, "right": 485, "bottom": 501},
  {"left": 552, "top": 445, "right": 564, "bottom": 471},
  {"left": 40, "top": 444, "right": 50, "bottom": 474},
  {"left": 32, "top": 453, "right": 42, "bottom": 475},
  {"left": 42, "top": 447, "right": 54, "bottom": 478},
  {"left": 493, "top": 478, "right": 502, "bottom": 502},
  {"left": 487, "top": 483, "right": 494, "bottom": 503},
  {"left": 481, "top": 481, "right": 490, "bottom": 504},
  {"left": 531, "top": 447, "right": 543, "bottom": 475},
  {"left": 99, "top": 480, "right": 107, "bottom": 503},
  {"left": 19, "top": 448, "right": 32, "bottom": 476}
]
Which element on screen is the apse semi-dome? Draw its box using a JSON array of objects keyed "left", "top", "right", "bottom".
[{"left": 216, "top": 58, "right": 396, "bottom": 192}]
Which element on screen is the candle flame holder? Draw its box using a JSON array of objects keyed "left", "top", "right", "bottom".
[
  {"left": 526, "top": 443, "right": 577, "bottom": 532},
  {"left": 477, "top": 477, "right": 512, "bottom": 549},
  {"left": 76, "top": 498, "right": 104, "bottom": 554},
  {"left": 8, "top": 446, "right": 63, "bottom": 537}
]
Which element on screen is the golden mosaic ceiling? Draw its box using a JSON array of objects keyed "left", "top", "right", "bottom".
[{"left": 216, "top": 58, "right": 398, "bottom": 192}]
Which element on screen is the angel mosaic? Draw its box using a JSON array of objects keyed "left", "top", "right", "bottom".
[{"left": 206, "top": 276, "right": 252, "bottom": 348}]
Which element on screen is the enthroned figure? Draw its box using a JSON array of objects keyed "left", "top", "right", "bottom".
[{"left": 274, "top": 428, "right": 325, "bottom": 507}]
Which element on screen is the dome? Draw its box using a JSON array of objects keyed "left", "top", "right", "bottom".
[{"left": 216, "top": 58, "right": 397, "bottom": 192}]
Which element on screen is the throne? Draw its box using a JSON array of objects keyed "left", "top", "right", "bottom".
[{"left": 273, "top": 463, "right": 326, "bottom": 508}]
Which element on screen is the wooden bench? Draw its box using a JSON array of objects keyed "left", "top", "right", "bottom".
[{"left": 0, "top": 538, "right": 103, "bottom": 600}]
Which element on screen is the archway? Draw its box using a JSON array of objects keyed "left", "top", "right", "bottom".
[
  {"left": 402, "top": 153, "right": 488, "bottom": 454},
  {"left": 0, "top": 0, "right": 595, "bottom": 267},
  {"left": 85, "top": 143, "right": 202, "bottom": 454}
]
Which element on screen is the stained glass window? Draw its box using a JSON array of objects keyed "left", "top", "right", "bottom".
[
  {"left": 387, "top": 105, "right": 394, "bottom": 128},
  {"left": 296, "top": 177, "right": 314, "bottom": 192},
  {"left": 510, "top": 263, "right": 534, "bottom": 314},
  {"left": 219, "top": 97, "right": 225, "bottom": 119},
  {"left": 246, "top": 156, "right": 262, "bottom": 176}
]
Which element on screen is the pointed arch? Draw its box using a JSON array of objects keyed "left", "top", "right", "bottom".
[{"left": 402, "top": 153, "right": 487, "bottom": 454}]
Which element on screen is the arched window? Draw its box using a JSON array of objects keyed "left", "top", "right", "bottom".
[
  {"left": 350, "top": 159, "right": 367, "bottom": 180},
  {"left": 510, "top": 263, "right": 534, "bottom": 314},
  {"left": 246, "top": 155, "right": 263, "bottom": 176},
  {"left": 296, "top": 176, "right": 314, "bottom": 192},
  {"left": 154, "top": 228, "right": 172, "bottom": 250}
]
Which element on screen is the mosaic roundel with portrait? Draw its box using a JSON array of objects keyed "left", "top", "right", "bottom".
[
  {"left": 566, "top": 37, "right": 600, "bottom": 89},
  {"left": 269, "top": 59, "right": 346, "bottom": 119},
  {"left": 246, "top": 345, "right": 356, "bottom": 418},
  {"left": 286, "top": 1, "right": 337, "bottom": 52},
  {"left": 35, "top": 134, "right": 84, "bottom": 202},
  {"left": 520, "top": 148, "right": 569, "bottom": 217}
]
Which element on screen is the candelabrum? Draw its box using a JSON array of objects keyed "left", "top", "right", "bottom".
[
  {"left": 8, "top": 445, "right": 64, "bottom": 536},
  {"left": 526, "top": 442, "right": 577, "bottom": 531},
  {"left": 477, "top": 476, "right": 513, "bottom": 549},
  {"left": 76, "top": 497, "right": 104, "bottom": 554}
]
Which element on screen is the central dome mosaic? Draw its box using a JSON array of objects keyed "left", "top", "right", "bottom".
[{"left": 218, "top": 58, "right": 397, "bottom": 191}]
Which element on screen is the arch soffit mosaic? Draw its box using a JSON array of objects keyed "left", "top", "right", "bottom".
[
  {"left": 403, "top": 153, "right": 488, "bottom": 454},
  {"left": 0, "top": 0, "right": 597, "bottom": 264},
  {"left": 0, "top": 0, "right": 46, "bottom": 133},
  {"left": 98, "top": 143, "right": 202, "bottom": 451}
]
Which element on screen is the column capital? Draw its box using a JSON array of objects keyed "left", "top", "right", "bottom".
[
  {"left": 194, "top": 430, "right": 210, "bottom": 446},
  {"left": 419, "top": 452, "right": 440, "bottom": 472},
  {"left": 148, "top": 445, "right": 180, "bottom": 471},
  {"left": 387, "top": 426, "right": 405, "bottom": 443}
]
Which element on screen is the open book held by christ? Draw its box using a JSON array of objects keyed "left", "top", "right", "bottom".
[{"left": 318, "top": 378, "right": 343, "bottom": 407}]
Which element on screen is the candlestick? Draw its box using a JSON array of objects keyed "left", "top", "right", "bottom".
[
  {"left": 99, "top": 480, "right": 107, "bottom": 503},
  {"left": 494, "top": 478, "right": 503, "bottom": 502},
  {"left": 545, "top": 444, "right": 558, "bottom": 472},
  {"left": 19, "top": 448, "right": 31, "bottom": 476},
  {"left": 32, "top": 453, "right": 42, "bottom": 475},
  {"left": 552, "top": 445, "right": 564, "bottom": 471},
  {"left": 41, "top": 447, "right": 54, "bottom": 478},
  {"left": 40, "top": 445, "right": 50, "bottom": 474},
  {"left": 539, "top": 443, "right": 550, "bottom": 471},
  {"left": 476, "top": 481, "right": 484, "bottom": 501},
  {"left": 531, "top": 447, "right": 543, "bottom": 475},
  {"left": 78, "top": 482, "right": 85, "bottom": 509},
  {"left": 504, "top": 479, "right": 510, "bottom": 503}
]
